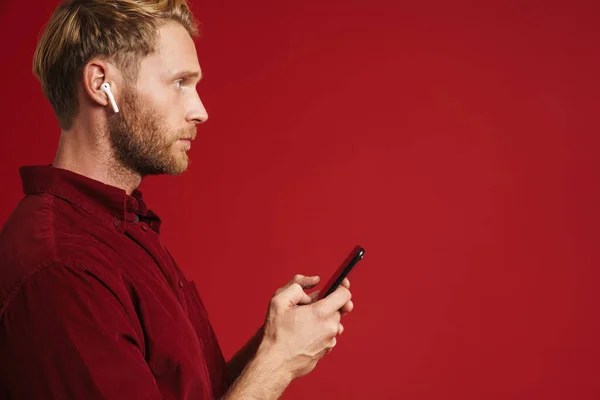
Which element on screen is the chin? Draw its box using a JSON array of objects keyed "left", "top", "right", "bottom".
[
  {"left": 170, "top": 159, "right": 190, "bottom": 176},
  {"left": 162, "top": 150, "right": 190, "bottom": 176}
]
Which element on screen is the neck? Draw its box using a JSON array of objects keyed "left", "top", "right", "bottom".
[{"left": 53, "top": 118, "right": 142, "bottom": 195}]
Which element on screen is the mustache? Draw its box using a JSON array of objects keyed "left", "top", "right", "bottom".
[{"left": 178, "top": 126, "right": 197, "bottom": 140}]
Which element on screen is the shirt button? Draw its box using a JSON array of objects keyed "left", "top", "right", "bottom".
[
  {"left": 113, "top": 219, "right": 121, "bottom": 227},
  {"left": 126, "top": 197, "right": 138, "bottom": 212},
  {"left": 178, "top": 280, "right": 184, "bottom": 288}
]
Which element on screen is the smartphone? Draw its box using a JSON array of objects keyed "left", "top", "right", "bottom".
[{"left": 318, "top": 245, "right": 365, "bottom": 300}]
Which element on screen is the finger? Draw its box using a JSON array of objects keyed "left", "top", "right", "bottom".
[
  {"left": 279, "top": 282, "right": 311, "bottom": 308},
  {"left": 323, "top": 337, "right": 337, "bottom": 356},
  {"left": 316, "top": 286, "right": 351, "bottom": 315},
  {"left": 340, "top": 300, "right": 354, "bottom": 315},
  {"left": 338, "top": 323, "right": 344, "bottom": 336},
  {"left": 276, "top": 275, "right": 320, "bottom": 296},
  {"left": 332, "top": 310, "right": 342, "bottom": 324},
  {"left": 291, "top": 274, "right": 320, "bottom": 289},
  {"left": 308, "top": 289, "right": 321, "bottom": 303},
  {"left": 340, "top": 278, "right": 350, "bottom": 289},
  {"left": 297, "top": 290, "right": 315, "bottom": 305}
]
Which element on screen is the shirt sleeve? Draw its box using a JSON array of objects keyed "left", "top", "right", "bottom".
[{"left": 0, "top": 261, "right": 162, "bottom": 399}]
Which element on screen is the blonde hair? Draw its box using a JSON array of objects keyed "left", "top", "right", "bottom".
[{"left": 33, "top": 0, "right": 199, "bottom": 130}]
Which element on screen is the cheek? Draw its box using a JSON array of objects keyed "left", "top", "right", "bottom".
[
  {"left": 137, "top": 86, "right": 186, "bottom": 133},
  {"left": 136, "top": 79, "right": 176, "bottom": 110},
  {"left": 144, "top": 90, "right": 172, "bottom": 114}
]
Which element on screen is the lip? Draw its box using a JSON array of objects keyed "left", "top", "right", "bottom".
[{"left": 178, "top": 138, "right": 192, "bottom": 149}]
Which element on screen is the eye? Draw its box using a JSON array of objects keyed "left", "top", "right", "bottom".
[{"left": 174, "top": 79, "right": 185, "bottom": 89}]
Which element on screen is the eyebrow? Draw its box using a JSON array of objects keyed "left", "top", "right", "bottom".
[{"left": 171, "top": 70, "right": 203, "bottom": 81}]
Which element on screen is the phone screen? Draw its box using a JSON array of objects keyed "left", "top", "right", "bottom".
[{"left": 318, "top": 245, "right": 365, "bottom": 300}]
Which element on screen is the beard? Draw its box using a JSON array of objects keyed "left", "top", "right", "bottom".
[{"left": 107, "top": 86, "right": 196, "bottom": 176}]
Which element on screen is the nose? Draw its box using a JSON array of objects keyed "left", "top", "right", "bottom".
[{"left": 186, "top": 93, "right": 208, "bottom": 125}]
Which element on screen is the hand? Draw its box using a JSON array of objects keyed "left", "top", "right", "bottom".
[
  {"left": 258, "top": 274, "right": 354, "bottom": 381},
  {"left": 272, "top": 275, "right": 354, "bottom": 334},
  {"left": 308, "top": 277, "right": 354, "bottom": 331}
]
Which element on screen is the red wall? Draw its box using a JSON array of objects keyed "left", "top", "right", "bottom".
[{"left": 1, "top": 0, "right": 600, "bottom": 398}]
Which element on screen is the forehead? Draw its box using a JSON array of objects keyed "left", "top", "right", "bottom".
[{"left": 139, "top": 22, "right": 201, "bottom": 77}]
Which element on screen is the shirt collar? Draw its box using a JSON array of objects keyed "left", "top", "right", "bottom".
[{"left": 20, "top": 165, "right": 162, "bottom": 234}]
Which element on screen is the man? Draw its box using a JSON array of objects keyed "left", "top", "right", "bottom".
[{"left": 0, "top": 0, "right": 354, "bottom": 399}]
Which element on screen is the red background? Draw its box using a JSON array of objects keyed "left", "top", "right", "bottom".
[{"left": 1, "top": 0, "right": 600, "bottom": 398}]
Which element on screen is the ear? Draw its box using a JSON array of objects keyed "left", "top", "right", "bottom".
[{"left": 82, "top": 59, "right": 119, "bottom": 108}]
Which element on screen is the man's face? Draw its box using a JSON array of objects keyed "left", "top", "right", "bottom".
[{"left": 108, "top": 22, "right": 207, "bottom": 176}]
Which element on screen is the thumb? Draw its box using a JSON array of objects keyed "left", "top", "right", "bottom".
[
  {"left": 289, "top": 274, "right": 320, "bottom": 289},
  {"left": 281, "top": 282, "right": 312, "bottom": 309},
  {"left": 316, "top": 285, "right": 351, "bottom": 314}
]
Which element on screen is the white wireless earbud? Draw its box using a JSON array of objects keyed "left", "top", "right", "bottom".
[{"left": 100, "top": 82, "right": 119, "bottom": 113}]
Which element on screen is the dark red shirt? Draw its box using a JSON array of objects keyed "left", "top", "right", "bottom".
[{"left": 0, "top": 166, "right": 229, "bottom": 399}]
